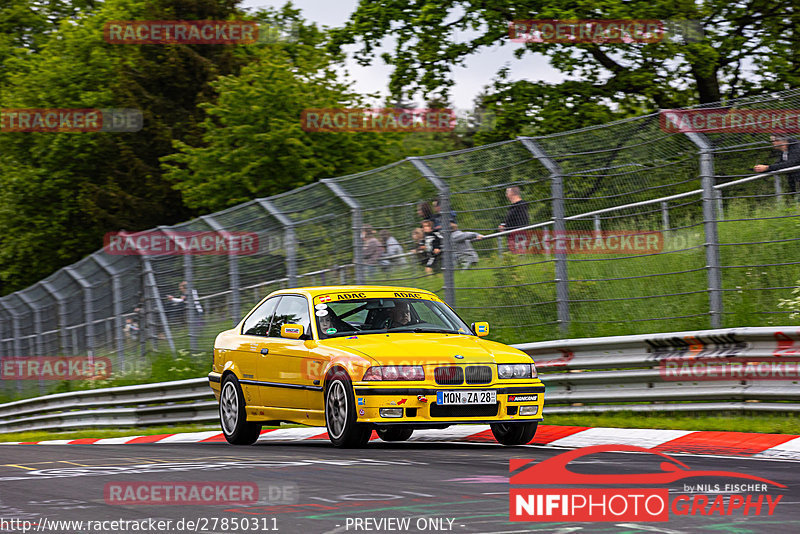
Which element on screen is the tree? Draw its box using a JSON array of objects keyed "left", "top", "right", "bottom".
[
  {"left": 162, "top": 8, "right": 403, "bottom": 212},
  {"left": 330, "top": 0, "right": 800, "bottom": 137},
  {"left": 0, "top": 0, "right": 245, "bottom": 293}
]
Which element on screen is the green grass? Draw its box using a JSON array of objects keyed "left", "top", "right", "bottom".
[{"left": 543, "top": 412, "right": 800, "bottom": 435}]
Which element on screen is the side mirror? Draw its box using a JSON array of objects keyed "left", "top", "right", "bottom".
[
  {"left": 281, "top": 324, "right": 304, "bottom": 339},
  {"left": 472, "top": 322, "right": 489, "bottom": 337}
]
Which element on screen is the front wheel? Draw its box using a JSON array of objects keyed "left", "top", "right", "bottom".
[
  {"left": 219, "top": 375, "right": 261, "bottom": 445},
  {"left": 490, "top": 422, "right": 538, "bottom": 445},
  {"left": 376, "top": 426, "right": 413, "bottom": 442},
  {"left": 325, "top": 374, "right": 371, "bottom": 448}
]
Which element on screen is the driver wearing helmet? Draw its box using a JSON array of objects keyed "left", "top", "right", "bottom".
[{"left": 389, "top": 301, "right": 413, "bottom": 328}]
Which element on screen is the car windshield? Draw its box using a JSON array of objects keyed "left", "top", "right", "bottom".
[{"left": 315, "top": 297, "right": 472, "bottom": 339}]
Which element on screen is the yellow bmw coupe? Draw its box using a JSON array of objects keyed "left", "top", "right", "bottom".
[{"left": 208, "top": 286, "right": 544, "bottom": 447}]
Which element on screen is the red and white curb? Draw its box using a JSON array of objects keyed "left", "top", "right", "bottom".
[{"left": 3, "top": 425, "right": 800, "bottom": 459}]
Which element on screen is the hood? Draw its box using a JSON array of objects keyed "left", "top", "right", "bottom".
[{"left": 321, "top": 333, "right": 530, "bottom": 365}]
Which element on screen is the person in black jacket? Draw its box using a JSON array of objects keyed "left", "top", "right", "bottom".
[
  {"left": 499, "top": 186, "right": 529, "bottom": 230},
  {"left": 754, "top": 135, "right": 800, "bottom": 194}
]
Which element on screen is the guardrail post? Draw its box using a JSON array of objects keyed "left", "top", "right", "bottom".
[
  {"left": 63, "top": 267, "right": 95, "bottom": 360},
  {"left": 322, "top": 179, "right": 364, "bottom": 284},
  {"left": 92, "top": 254, "right": 125, "bottom": 367},
  {"left": 41, "top": 281, "right": 69, "bottom": 356},
  {"left": 519, "top": 137, "right": 570, "bottom": 333},
  {"left": 201, "top": 215, "right": 240, "bottom": 326},
  {"left": 774, "top": 174, "right": 783, "bottom": 206},
  {"left": 257, "top": 199, "right": 297, "bottom": 287},
  {"left": 661, "top": 201, "right": 670, "bottom": 231},
  {"left": 684, "top": 132, "right": 723, "bottom": 328},
  {"left": 409, "top": 157, "right": 456, "bottom": 307},
  {"left": 140, "top": 255, "right": 176, "bottom": 354}
]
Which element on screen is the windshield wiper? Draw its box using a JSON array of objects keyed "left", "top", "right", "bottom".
[{"left": 387, "top": 327, "right": 460, "bottom": 334}]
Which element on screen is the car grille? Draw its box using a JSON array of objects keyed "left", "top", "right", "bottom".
[
  {"left": 465, "top": 365, "right": 492, "bottom": 384},
  {"left": 429, "top": 403, "right": 499, "bottom": 418},
  {"left": 434, "top": 366, "right": 464, "bottom": 385}
]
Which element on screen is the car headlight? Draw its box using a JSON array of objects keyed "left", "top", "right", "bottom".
[
  {"left": 363, "top": 365, "right": 425, "bottom": 381},
  {"left": 498, "top": 363, "right": 535, "bottom": 379}
]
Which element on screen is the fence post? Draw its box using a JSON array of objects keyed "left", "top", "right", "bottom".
[
  {"left": 775, "top": 174, "right": 783, "bottom": 206},
  {"left": 158, "top": 226, "right": 198, "bottom": 352},
  {"left": 408, "top": 157, "right": 456, "bottom": 307},
  {"left": 519, "top": 137, "right": 570, "bottom": 333},
  {"left": 185, "top": 252, "right": 197, "bottom": 352},
  {"left": 257, "top": 199, "right": 297, "bottom": 287},
  {"left": 15, "top": 291, "right": 43, "bottom": 356},
  {"left": 140, "top": 255, "right": 176, "bottom": 354},
  {"left": 63, "top": 267, "right": 95, "bottom": 360},
  {"left": 322, "top": 179, "right": 364, "bottom": 284},
  {"left": 201, "top": 214, "right": 240, "bottom": 326},
  {"left": 0, "top": 299, "right": 23, "bottom": 395},
  {"left": 41, "top": 280, "right": 69, "bottom": 355},
  {"left": 15, "top": 291, "right": 45, "bottom": 394},
  {"left": 684, "top": 132, "right": 723, "bottom": 328},
  {"left": 661, "top": 201, "right": 670, "bottom": 231},
  {"left": 92, "top": 254, "right": 125, "bottom": 367}
]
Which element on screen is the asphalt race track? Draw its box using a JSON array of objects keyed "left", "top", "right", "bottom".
[{"left": 1, "top": 440, "right": 799, "bottom": 534}]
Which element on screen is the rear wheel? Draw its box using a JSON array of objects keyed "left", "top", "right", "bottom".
[
  {"left": 219, "top": 375, "right": 261, "bottom": 445},
  {"left": 376, "top": 426, "right": 413, "bottom": 442},
  {"left": 325, "top": 373, "right": 371, "bottom": 448},
  {"left": 490, "top": 422, "right": 538, "bottom": 445}
]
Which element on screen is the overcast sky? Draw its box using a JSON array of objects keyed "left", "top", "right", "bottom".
[{"left": 240, "top": 0, "right": 562, "bottom": 110}]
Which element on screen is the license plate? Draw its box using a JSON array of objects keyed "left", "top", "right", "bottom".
[{"left": 436, "top": 390, "right": 496, "bottom": 405}]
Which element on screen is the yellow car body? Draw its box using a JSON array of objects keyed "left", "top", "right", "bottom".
[{"left": 209, "top": 286, "right": 544, "bottom": 447}]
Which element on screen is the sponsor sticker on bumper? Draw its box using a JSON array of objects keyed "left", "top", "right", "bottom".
[{"left": 508, "top": 394, "right": 538, "bottom": 402}]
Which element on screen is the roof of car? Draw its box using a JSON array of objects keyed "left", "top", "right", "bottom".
[{"left": 269, "top": 286, "right": 437, "bottom": 297}]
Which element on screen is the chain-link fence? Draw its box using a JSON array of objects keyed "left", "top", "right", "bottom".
[{"left": 4, "top": 88, "right": 800, "bottom": 399}]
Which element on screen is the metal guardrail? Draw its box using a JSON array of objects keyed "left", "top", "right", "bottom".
[{"left": 1, "top": 327, "right": 799, "bottom": 433}]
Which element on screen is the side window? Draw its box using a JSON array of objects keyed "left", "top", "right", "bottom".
[
  {"left": 242, "top": 297, "right": 280, "bottom": 336},
  {"left": 271, "top": 295, "right": 311, "bottom": 338}
]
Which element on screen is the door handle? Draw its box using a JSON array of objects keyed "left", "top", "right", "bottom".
[{"left": 260, "top": 348, "right": 269, "bottom": 355}]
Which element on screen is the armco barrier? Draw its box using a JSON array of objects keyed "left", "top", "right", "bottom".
[{"left": 1, "top": 327, "right": 799, "bottom": 433}]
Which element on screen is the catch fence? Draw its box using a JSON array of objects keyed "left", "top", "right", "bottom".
[{"left": 3, "top": 89, "right": 800, "bottom": 399}]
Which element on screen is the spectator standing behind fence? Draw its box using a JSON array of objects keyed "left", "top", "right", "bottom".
[
  {"left": 412, "top": 227, "right": 426, "bottom": 266},
  {"left": 417, "top": 201, "right": 434, "bottom": 222},
  {"left": 421, "top": 220, "right": 443, "bottom": 274},
  {"left": 432, "top": 199, "right": 456, "bottom": 231},
  {"left": 379, "top": 229, "right": 406, "bottom": 267},
  {"left": 450, "top": 222, "right": 483, "bottom": 269},
  {"left": 754, "top": 134, "right": 800, "bottom": 195},
  {"left": 166, "top": 280, "right": 203, "bottom": 322},
  {"left": 362, "top": 225, "right": 385, "bottom": 275},
  {"left": 498, "top": 186, "right": 529, "bottom": 231}
]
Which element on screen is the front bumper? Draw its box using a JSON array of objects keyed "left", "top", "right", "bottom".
[{"left": 352, "top": 383, "right": 545, "bottom": 424}]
